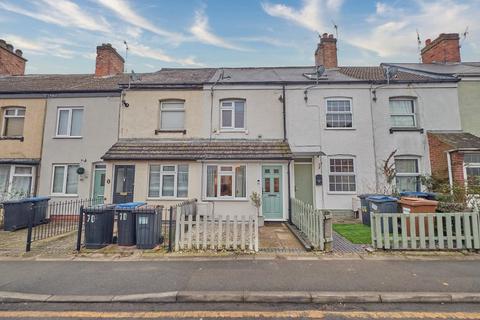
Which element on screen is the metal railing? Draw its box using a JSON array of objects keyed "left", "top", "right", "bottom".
[
  {"left": 291, "top": 198, "right": 333, "bottom": 251},
  {"left": 26, "top": 198, "right": 101, "bottom": 252}
]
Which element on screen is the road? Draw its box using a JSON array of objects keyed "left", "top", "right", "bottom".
[{"left": 0, "top": 259, "right": 479, "bottom": 295}]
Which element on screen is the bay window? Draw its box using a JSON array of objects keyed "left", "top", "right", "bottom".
[
  {"left": 206, "top": 164, "right": 246, "bottom": 199},
  {"left": 148, "top": 164, "right": 188, "bottom": 198}
]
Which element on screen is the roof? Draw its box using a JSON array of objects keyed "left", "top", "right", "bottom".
[
  {"left": 338, "top": 66, "right": 438, "bottom": 81},
  {"left": 384, "top": 62, "right": 480, "bottom": 77},
  {"left": 0, "top": 73, "right": 128, "bottom": 94},
  {"left": 121, "top": 68, "right": 217, "bottom": 88},
  {"left": 102, "top": 139, "right": 293, "bottom": 161},
  {"left": 429, "top": 132, "right": 480, "bottom": 150}
]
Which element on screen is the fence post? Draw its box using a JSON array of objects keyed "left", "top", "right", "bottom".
[
  {"left": 168, "top": 206, "right": 174, "bottom": 252},
  {"left": 25, "top": 203, "right": 34, "bottom": 252},
  {"left": 76, "top": 205, "right": 84, "bottom": 252},
  {"left": 323, "top": 211, "right": 333, "bottom": 252}
]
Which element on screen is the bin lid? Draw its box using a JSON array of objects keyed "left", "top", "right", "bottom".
[
  {"left": 366, "top": 195, "right": 398, "bottom": 203},
  {"left": 358, "top": 194, "right": 382, "bottom": 199},
  {"left": 2, "top": 196, "right": 50, "bottom": 204},
  {"left": 116, "top": 202, "right": 147, "bottom": 209},
  {"left": 398, "top": 197, "right": 438, "bottom": 206},
  {"left": 399, "top": 191, "right": 436, "bottom": 198}
]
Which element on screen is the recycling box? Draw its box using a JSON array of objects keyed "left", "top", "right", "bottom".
[
  {"left": 115, "top": 202, "right": 146, "bottom": 246},
  {"left": 135, "top": 206, "right": 163, "bottom": 249},
  {"left": 2, "top": 197, "right": 50, "bottom": 231},
  {"left": 84, "top": 204, "right": 116, "bottom": 249}
]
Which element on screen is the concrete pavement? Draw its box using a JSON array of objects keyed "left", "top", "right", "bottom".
[{"left": 0, "top": 259, "right": 479, "bottom": 296}]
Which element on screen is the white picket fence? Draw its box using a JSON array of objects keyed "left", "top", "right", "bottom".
[
  {"left": 371, "top": 212, "right": 480, "bottom": 250},
  {"left": 174, "top": 211, "right": 259, "bottom": 252},
  {"left": 291, "top": 198, "right": 333, "bottom": 251}
]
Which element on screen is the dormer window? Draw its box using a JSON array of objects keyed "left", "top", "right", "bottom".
[
  {"left": 220, "top": 100, "right": 245, "bottom": 130},
  {"left": 2, "top": 107, "right": 25, "bottom": 137}
]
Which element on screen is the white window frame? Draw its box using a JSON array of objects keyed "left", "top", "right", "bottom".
[
  {"left": 464, "top": 153, "right": 480, "bottom": 188},
  {"left": 220, "top": 99, "right": 246, "bottom": 131},
  {"left": 327, "top": 157, "right": 356, "bottom": 194},
  {"left": 51, "top": 164, "right": 79, "bottom": 196},
  {"left": 204, "top": 164, "right": 247, "bottom": 200},
  {"left": 325, "top": 98, "right": 353, "bottom": 129},
  {"left": 148, "top": 164, "right": 188, "bottom": 199},
  {"left": 159, "top": 100, "right": 185, "bottom": 131},
  {"left": 389, "top": 98, "right": 417, "bottom": 128},
  {"left": 55, "top": 107, "right": 83, "bottom": 138},
  {"left": 394, "top": 157, "right": 421, "bottom": 192},
  {"left": 0, "top": 165, "right": 35, "bottom": 197},
  {"left": 2, "top": 107, "right": 25, "bottom": 137}
]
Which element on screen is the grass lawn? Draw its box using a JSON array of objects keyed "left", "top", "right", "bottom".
[{"left": 333, "top": 223, "right": 371, "bottom": 244}]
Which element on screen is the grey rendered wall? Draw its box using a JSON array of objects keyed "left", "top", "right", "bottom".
[{"left": 38, "top": 95, "right": 120, "bottom": 200}]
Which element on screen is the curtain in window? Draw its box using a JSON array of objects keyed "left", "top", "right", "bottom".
[
  {"left": 177, "top": 165, "right": 188, "bottom": 198},
  {"left": 162, "top": 175, "right": 175, "bottom": 197},
  {"left": 396, "top": 176, "right": 419, "bottom": 192},
  {"left": 206, "top": 166, "right": 217, "bottom": 197},
  {"left": 235, "top": 165, "right": 246, "bottom": 197},
  {"left": 161, "top": 111, "right": 184, "bottom": 130},
  {"left": 221, "top": 109, "right": 232, "bottom": 127},
  {"left": 395, "top": 159, "right": 418, "bottom": 174},
  {"left": 0, "top": 165, "right": 10, "bottom": 195},
  {"left": 57, "top": 110, "right": 69, "bottom": 135},
  {"left": 5, "top": 118, "right": 24, "bottom": 136},
  {"left": 66, "top": 165, "right": 79, "bottom": 194},
  {"left": 234, "top": 101, "right": 245, "bottom": 128},
  {"left": 389, "top": 100, "right": 413, "bottom": 114},
  {"left": 11, "top": 176, "right": 31, "bottom": 196},
  {"left": 52, "top": 166, "right": 65, "bottom": 193},
  {"left": 148, "top": 165, "right": 161, "bottom": 197},
  {"left": 70, "top": 109, "right": 83, "bottom": 136}
]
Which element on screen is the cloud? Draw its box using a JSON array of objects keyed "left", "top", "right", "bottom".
[
  {"left": 127, "top": 42, "right": 204, "bottom": 67},
  {"left": 348, "top": 0, "right": 479, "bottom": 59},
  {"left": 190, "top": 9, "right": 247, "bottom": 51},
  {"left": 0, "top": 0, "right": 111, "bottom": 32},
  {"left": 3, "top": 34, "right": 77, "bottom": 59},
  {"left": 96, "top": 0, "right": 184, "bottom": 42},
  {"left": 261, "top": 0, "right": 343, "bottom": 33}
]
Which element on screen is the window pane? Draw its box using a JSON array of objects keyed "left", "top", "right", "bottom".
[
  {"left": 221, "top": 109, "right": 232, "bottom": 127},
  {"left": 395, "top": 159, "right": 418, "bottom": 174},
  {"left": 391, "top": 115, "right": 415, "bottom": 127},
  {"left": 161, "top": 174, "right": 175, "bottom": 197},
  {"left": 57, "top": 110, "right": 69, "bottom": 135},
  {"left": 16, "top": 109, "right": 25, "bottom": 116},
  {"left": 234, "top": 101, "right": 245, "bottom": 128},
  {"left": 206, "top": 166, "right": 217, "bottom": 197},
  {"left": 161, "top": 101, "right": 184, "bottom": 110},
  {"left": 161, "top": 111, "right": 184, "bottom": 129},
  {"left": 5, "top": 109, "right": 15, "bottom": 116},
  {"left": 396, "top": 176, "right": 419, "bottom": 192},
  {"left": 52, "top": 166, "right": 65, "bottom": 193},
  {"left": 466, "top": 167, "right": 480, "bottom": 186},
  {"left": 148, "top": 165, "right": 161, "bottom": 197},
  {"left": 11, "top": 176, "right": 31, "bottom": 196},
  {"left": 390, "top": 100, "right": 414, "bottom": 114},
  {"left": 264, "top": 178, "right": 270, "bottom": 193},
  {"left": 4, "top": 118, "right": 24, "bottom": 136},
  {"left": 329, "top": 175, "right": 356, "bottom": 192},
  {"left": 162, "top": 165, "right": 175, "bottom": 172},
  {"left": 465, "top": 154, "right": 480, "bottom": 164},
  {"left": 177, "top": 165, "right": 189, "bottom": 198},
  {"left": 220, "top": 175, "right": 233, "bottom": 196},
  {"left": 66, "top": 165, "right": 79, "bottom": 194},
  {"left": 14, "top": 166, "right": 32, "bottom": 175},
  {"left": 274, "top": 177, "right": 280, "bottom": 193},
  {"left": 235, "top": 165, "right": 246, "bottom": 197},
  {"left": 0, "top": 165, "right": 10, "bottom": 194},
  {"left": 70, "top": 109, "right": 83, "bottom": 136},
  {"left": 329, "top": 159, "right": 354, "bottom": 173}
]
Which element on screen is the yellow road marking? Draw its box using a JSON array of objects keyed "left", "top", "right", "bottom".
[{"left": 0, "top": 311, "right": 480, "bottom": 319}]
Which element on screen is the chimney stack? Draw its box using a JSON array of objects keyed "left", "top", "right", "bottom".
[
  {"left": 0, "top": 39, "right": 27, "bottom": 76},
  {"left": 314, "top": 33, "right": 338, "bottom": 68},
  {"left": 95, "top": 43, "right": 124, "bottom": 77},
  {"left": 421, "top": 33, "right": 460, "bottom": 64}
]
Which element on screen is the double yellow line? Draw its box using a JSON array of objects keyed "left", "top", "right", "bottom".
[{"left": 0, "top": 310, "right": 480, "bottom": 319}]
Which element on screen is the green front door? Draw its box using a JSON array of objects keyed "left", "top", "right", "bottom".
[
  {"left": 262, "top": 166, "right": 283, "bottom": 220},
  {"left": 294, "top": 163, "right": 314, "bottom": 205},
  {"left": 92, "top": 165, "right": 106, "bottom": 204}
]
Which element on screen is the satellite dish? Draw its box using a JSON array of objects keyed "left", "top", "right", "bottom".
[
  {"left": 384, "top": 66, "right": 398, "bottom": 82},
  {"left": 316, "top": 65, "right": 325, "bottom": 77}
]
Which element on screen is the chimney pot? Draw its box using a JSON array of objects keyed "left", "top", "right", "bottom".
[
  {"left": 0, "top": 39, "right": 6, "bottom": 48},
  {"left": 328, "top": 34, "right": 334, "bottom": 38},
  {"left": 6, "top": 44, "right": 13, "bottom": 52},
  {"left": 15, "top": 49, "right": 23, "bottom": 57},
  {"left": 421, "top": 33, "right": 460, "bottom": 63},
  {"left": 425, "top": 39, "right": 431, "bottom": 46},
  {"left": 322, "top": 33, "right": 328, "bottom": 38}
]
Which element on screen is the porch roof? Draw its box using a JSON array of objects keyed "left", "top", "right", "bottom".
[
  {"left": 429, "top": 131, "right": 480, "bottom": 151},
  {"left": 102, "top": 139, "right": 293, "bottom": 161}
]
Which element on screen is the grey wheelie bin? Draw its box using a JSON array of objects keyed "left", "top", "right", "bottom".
[
  {"left": 84, "top": 204, "right": 116, "bottom": 249},
  {"left": 115, "top": 202, "right": 146, "bottom": 246},
  {"left": 135, "top": 206, "right": 163, "bottom": 249},
  {"left": 367, "top": 196, "right": 399, "bottom": 233},
  {"left": 2, "top": 196, "right": 50, "bottom": 231},
  {"left": 358, "top": 194, "right": 381, "bottom": 226}
]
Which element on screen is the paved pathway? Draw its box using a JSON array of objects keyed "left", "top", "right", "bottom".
[
  {"left": 332, "top": 232, "right": 366, "bottom": 253},
  {"left": 259, "top": 222, "right": 305, "bottom": 253}
]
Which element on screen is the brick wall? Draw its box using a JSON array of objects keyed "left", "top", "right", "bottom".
[
  {"left": 421, "top": 33, "right": 460, "bottom": 64},
  {"left": 0, "top": 40, "right": 26, "bottom": 76},
  {"left": 450, "top": 152, "right": 465, "bottom": 186},
  {"left": 314, "top": 33, "right": 338, "bottom": 68},
  {"left": 95, "top": 43, "right": 124, "bottom": 77},
  {"left": 427, "top": 132, "right": 466, "bottom": 185}
]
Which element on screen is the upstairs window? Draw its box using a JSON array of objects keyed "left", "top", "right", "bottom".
[
  {"left": 326, "top": 99, "right": 352, "bottom": 128},
  {"left": 160, "top": 100, "right": 185, "bottom": 130},
  {"left": 328, "top": 158, "right": 356, "bottom": 192},
  {"left": 2, "top": 107, "right": 25, "bottom": 137},
  {"left": 389, "top": 99, "right": 416, "bottom": 128},
  {"left": 465, "top": 153, "right": 480, "bottom": 187},
  {"left": 395, "top": 158, "right": 420, "bottom": 192},
  {"left": 220, "top": 100, "right": 245, "bottom": 130},
  {"left": 56, "top": 107, "right": 83, "bottom": 137}
]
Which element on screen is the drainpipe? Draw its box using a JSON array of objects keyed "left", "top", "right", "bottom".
[
  {"left": 282, "top": 84, "right": 287, "bottom": 141},
  {"left": 287, "top": 159, "right": 292, "bottom": 223},
  {"left": 447, "top": 151, "right": 454, "bottom": 194}
]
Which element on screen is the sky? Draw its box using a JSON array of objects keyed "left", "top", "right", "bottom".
[{"left": 0, "top": 0, "right": 479, "bottom": 74}]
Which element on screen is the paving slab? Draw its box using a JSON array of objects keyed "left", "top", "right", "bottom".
[
  {"left": 177, "top": 291, "right": 244, "bottom": 303},
  {"left": 244, "top": 291, "right": 311, "bottom": 303},
  {"left": 112, "top": 292, "right": 177, "bottom": 303}
]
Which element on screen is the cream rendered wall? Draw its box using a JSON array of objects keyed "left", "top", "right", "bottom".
[
  {"left": 120, "top": 89, "right": 205, "bottom": 139},
  {"left": 458, "top": 80, "right": 480, "bottom": 136}
]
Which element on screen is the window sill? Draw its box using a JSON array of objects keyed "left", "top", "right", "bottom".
[
  {"left": 0, "top": 136, "right": 24, "bottom": 141},
  {"left": 203, "top": 198, "right": 249, "bottom": 202},
  {"left": 49, "top": 194, "right": 79, "bottom": 197},
  {"left": 155, "top": 129, "right": 186, "bottom": 135},
  {"left": 325, "top": 127, "right": 356, "bottom": 131},
  {"left": 219, "top": 129, "right": 247, "bottom": 133},
  {"left": 53, "top": 136, "right": 83, "bottom": 139},
  {"left": 389, "top": 127, "right": 424, "bottom": 134},
  {"left": 147, "top": 197, "right": 189, "bottom": 201},
  {"left": 327, "top": 191, "right": 357, "bottom": 195}
]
